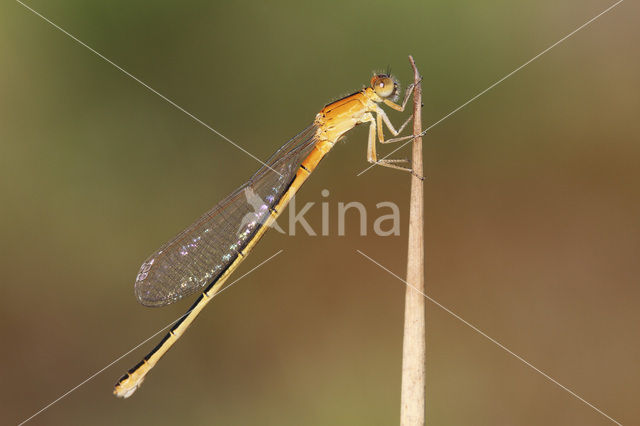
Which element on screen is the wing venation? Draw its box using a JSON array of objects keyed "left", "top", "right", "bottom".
[{"left": 135, "top": 125, "right": 319, "bottom": 306}]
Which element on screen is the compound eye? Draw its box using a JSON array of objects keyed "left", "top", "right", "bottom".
[{"left": 372, "top": 76, "right": 395, "bottom": 98}]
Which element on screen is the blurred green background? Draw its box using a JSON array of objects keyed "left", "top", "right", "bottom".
[{"left": 2, "top": 0, "right": 638, "bottom": 424}]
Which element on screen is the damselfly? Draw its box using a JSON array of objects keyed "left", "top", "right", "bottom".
[{"left": 114, "top": 71, "right": 419, "bottom": 398}]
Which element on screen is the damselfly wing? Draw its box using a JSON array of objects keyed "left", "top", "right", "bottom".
[{"left": 135, "top": 124, "right": 318, "bottom": 307}]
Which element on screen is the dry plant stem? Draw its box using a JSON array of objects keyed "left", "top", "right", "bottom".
[{"left": 400, "top": 55, "right": 425, "bottom": 426}]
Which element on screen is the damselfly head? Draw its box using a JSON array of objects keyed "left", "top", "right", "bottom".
[{"left": 370, "top": 74, "right": 399, "bottom": 101}]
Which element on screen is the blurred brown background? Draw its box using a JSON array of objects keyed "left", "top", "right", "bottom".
[{"left": 1, "top": 0, "right": 638, "bottom": 424}]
